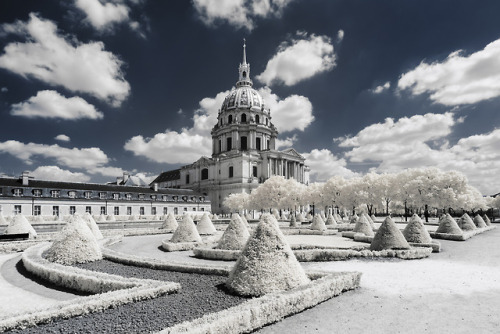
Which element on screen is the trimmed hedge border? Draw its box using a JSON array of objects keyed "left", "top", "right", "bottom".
[
  {"left": 430, "top": 226, "right": 495, "bottom": 241},
  {"left": 161, "top": 239, "right": 205, "bottom": 252},
  {"left": 281, "top": 228, "right": 337, "bottom": 235},
  {"left": 0, "top": 243, "right": 180, "bottom": 332},
  {"left": 193, "top": 247, "right": 240, "bottom": 261},
  {"left": 158, "top": 271, "right": 361, "bottom": 334},
  {"left": 410, "top": 241, "right": 441, "bottom": 253},
  {"left": 293, "top": 247, "right": 432, "bottom": 261}
]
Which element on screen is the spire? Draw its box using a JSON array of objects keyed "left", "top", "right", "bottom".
[
  {"left": 237, "top": 39, "right": 252, "bottom": 87},
  {"left": 242, "top": 38, "right": 247, "bottom": 65}
]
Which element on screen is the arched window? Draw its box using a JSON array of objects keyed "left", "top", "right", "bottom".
[
  {"left": 241, "top": 113, "right": 247, "bottom": 123},
  {"left": 255, "top": 115, "right": 260, "bottom": 123},
  {"left": 228, "top": 115, "right": 233, "bottom": 124},
  {"left": 265, "top": 118, "right": 268, "bottom": 126},
  {"left": 242, "top": 71, "right": 247, "bottom": 78},
  {"left": 241, "top": 136, "right": 247, "bottom": 150},
  {"left": 201, "top": 168, "right": 209, "bottom": 180}
]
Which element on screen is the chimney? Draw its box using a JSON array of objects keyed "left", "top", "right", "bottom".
[
  {"left": 116, "top": 176, "right": 123, "bottom": 185},
  {"left": 21, "top": 171, "right": 30, "bottom": 186},
  {"left": 153, "top": 183, "right": 158, "bottom": 191},
  {"left": 123, "top": 172, "right": 130, "bottom": 184}
]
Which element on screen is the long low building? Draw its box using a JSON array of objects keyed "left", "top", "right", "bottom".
[{"left": 0, "top": 172, "right": 210, "bottom": 218}]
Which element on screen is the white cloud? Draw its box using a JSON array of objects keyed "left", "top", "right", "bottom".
[
  {"left": 74, "top": 0, "right": 130, "bottom": 31},
  {"left": 0, "top": 13, "right": 130, "bottom": 106},
  {"left": 275, "top": 134, "right": 297, "bottom": 150},
  {"left": 55, "top": 134, "right": 71, "bottom": 142},
  {"left": 372, "top": 81, "right": 390, "bottom": 94},
  {"left": 10, "top": 90, "right": 103, "bottom": 120},
  {"left": 256, "top": 32, "right": 336, "bottom": 86},
  {"left": 0, "top": 140, "right": 109, "bottom": 169},
  {"left": 31, "top": 165, "right": 90, "bottom": 183},
  {"left": 337, "top": 29, "right": 344, "bottom": 42},
  {"left": 258, "top": 87, "right": 314, "bottom": 132},
  {"left": 303, "top": 149, "right": 358, "bottom": 182},
  {"left": 337, "top": 112, "right": 500, "bottom": 195},
  {"left": 193, "top": 0, "right": 292, "bottom": 30},
  {"left": 398, "top": 38, "right": 500, "bottom": 106},
  {"left": 1, "top": 87, "right": 7, "bottom": 93}
]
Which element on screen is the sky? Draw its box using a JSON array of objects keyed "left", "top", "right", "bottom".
[{"left": 0, "top": 0, "right": 499, "bottom": 195}]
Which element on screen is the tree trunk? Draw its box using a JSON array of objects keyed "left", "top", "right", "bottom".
[{"left": 424, "top": 204, "right": 429, "bottom": 223}]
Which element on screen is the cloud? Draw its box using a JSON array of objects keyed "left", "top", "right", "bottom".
[
  {"left": 31, "top": 165, "right": 90, "bottom": 183},
  {"left": 1, "top": 87, "right": 7, "bottom": 93},
  {"left": 276, "top": 134, "right": 297, "bottom": 150},
  {"left": 398, "top": 38, "right": 500, "bottom": 106},
  {"left": 10, "top": 90, "right": 103, "bottom": 120},
  {"left": 303, "top": 149, "right": 358, "bottom": 182},
  {"left": 55, "top": 134, "right": 71, "bottom": 142},
  {"left": 192, "top": 0, "right": 292, "bottom": 30},
  {"left": 0, "top": 13, "right": 130, "bottom": 106},
  {"left": 336, "top": 112, "right": 500, "bottom": 195},
  {"left": 0, "top": 140, "right": 109, "bottom": 169},
  {"left": 337, "top": 29, "right": 344, "bottom": 43},
  {"left": 256, "top": 32, "right": 336, "bottom": 86},
  {"left": 74, "top": 0, "right": 130, "bottom": 31},
  {"left": 371, "top": 81, "right": 390, "bottom": 94}
]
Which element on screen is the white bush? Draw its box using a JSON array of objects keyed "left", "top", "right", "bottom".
[
  {"left": 216, "top": 214, "right": 249, "bottom": 250},
  {"left": 82, "top": 213, "right": 103, "bottom": 240},
  {"left": 370, "top": 216, "right": 410, "bottom": 251},
  {"left": 197, "top": 213, "right": 216, "bottom": 235},
  {"left": 310, "top": 214, "right": 326, "bottom": 231},
  {"left": 4, "top": 214, "right": 37, "bottom": 238},
  {"left": 161, "top": 212, "right": 178, "bottom": 230},
  {"left": 170, "top": 215, "right": 202, "bottom": 243}
]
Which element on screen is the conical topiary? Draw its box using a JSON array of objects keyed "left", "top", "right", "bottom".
[
  {"left": 363, "top": 213, "right": 375, "bottom": 229},
  {"left": 45, "top": 215, "right": 102, "bottom": 265},
  {"left": 371, "top": 214, "right": 377, "bottom": 223},
  {"left": 0, "top": 213, "right": 8, "bottom": 225},
  {"left": 107, "top": 214, "right": 116, "bottom": 222},
  {"left": 81, "top": 213, "right": 103, "bottom": 239},
  {"left": 473, "top": 214, "right": 487, "bottom": 228},
  {"left": 216, "top": 213, "right": 250, "bottom": 250},
  {"left": 353, "top": 214, "right": 374, "bottom": 236},
  {"left": 240, "top": 214, "right": 250, "bottom": 229},
  {"left": 370, "top": 216, "right": 410, "bottom": 251},
  {"left": 212, "top": 214, "right": 219, "bottom": 220},
  {"left": 197, "top": 213, "right": 216, "bottom": 235},
  {"left": 349, "top": 214, "right": 359, "bottom": 225},
  {"left": 296, "top": 212, "right": 305, "bottom": 223},
  {"left": 245, "top": 213, "right": 252, "bottom": 221},
  {"left": 483, "top": 214, "right": 491, "bottom": 226},
  {"left": 226, "top": 214, "right": 310, "bottom": 297},
  {"left": 4, "top": 214, "right": 37, "bottom": 238},
  {"left": 403, "top": 214, "right": 432, "bottom": 244},
  {"left": 334, "top": 213, "right": 343, "bottom": 223},
  {"left": 458, "top": 213, "right": 476, "bottom": 231},
  {"left": 33, "top": 215, "right": 45, "bottom": 223},
  {"left": 289, "top": 214, "right": 299, "bottom": 227},
  {"left": 162, "top": 212, "right": 179, "bottom": 230},
  {"left": 170, "top": 214, "right": 202, "bottom": 243},
  {"left": 98, "top": 215, "right": 107, "bottom": 222},
  {"left": 310, "top": 214, "right": 327, "bottom": 231},
  {"left": 325, "top": 213, "right": 337, "bottom": 226},
  {"left": 436, "top": 214, "right": 463, "bottom": 234},
  {"left": 272, "top": 209, "right": 280, "bottom": 220}
]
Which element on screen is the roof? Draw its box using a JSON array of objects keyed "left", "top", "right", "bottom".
[{"left": 150, "top": 169, "right": 181, "bottom": 184}]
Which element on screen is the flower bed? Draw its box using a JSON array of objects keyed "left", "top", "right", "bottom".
[{"left": 430, "top": 226, "right": 495, "bottom": 241}]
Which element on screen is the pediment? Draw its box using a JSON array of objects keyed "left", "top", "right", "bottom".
[{"left": 281, "top": 148, "right": 304, "bottom": 159}]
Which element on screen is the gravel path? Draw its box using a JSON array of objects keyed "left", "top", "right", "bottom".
[{"left": 11, "top": 260, "right": 248, "bottom": 333}]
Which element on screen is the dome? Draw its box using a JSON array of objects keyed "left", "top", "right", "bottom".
[{"left": 221, "top": 86, "right": 264, "bottom": 112}]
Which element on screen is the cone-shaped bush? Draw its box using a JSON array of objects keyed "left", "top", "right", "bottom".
[
  {"left": 289, "top": 214, "right": 299, "bottom": 227},
  {"left": 334, "top": 213, "right": 343, "bottom": 223},
  {"left": 170, "top": 214, "right": 202, "bottom": 243},
  {"left": 0, "top": 213, "right": 8, "bottom": 225},
  {"left": 107, "top": 214, "right": 116, "bottom": 222},
  {"left": 363, "top": 213, "right": 375, "bottom": 229},
  {"left": 98, "top": 215, "right": 107, "bottom": 222},
  {"left": 245, "top": 213, "right": 252, "bottom": 221},
  {"left": 458, "top": 213, "right": 476, "bottom": 231},
  {"left": 436, "top": 214, "right": 463, "bottom": 234},
  {"left": 371, "top": 214, "right": 377, "bottom": 223},
  {"left": 310, "top": 214, "right": 327, "bottom": 231},
  {"left": 81, "top": 213, "right": 103, "bottom": 240},
  {"left": 226, "top": 213, "right": 310, "bottom": 297},
  {"left": 161, "top": 212, "right": 179, "bottom": 230},
  {"left": 403, "top": 214, "right": 432, "bottom": 244},
  {"left": 349, "top": 214, "right": 359, "bottom": 225},
  {"left": 212, "top": 214, "right": 219, "bottom": 220},
  {"left": 473, "top": 214, "right": 487, "bottom": 228},
  {"left": 483, "top": 214, "right": 491, "bottom": 226},
  {"left": 306, "top": 213, "right": 313, "bottom": 221},
  {"left": 296, "top": 212, "right": 305, "bottom": 223},
  {"left": 354, "top": 215, "right": 374, "bottom": 236},
  {"left": 370, "top": 216, "right": 410, "bottom": 251},
  {"left": 33, "top": 215, "right": 45, "bottom": 223},
  {"left": 216, "top": 214, "right": 250, "bottom": 250},
  {"left": 325, "top": 213, "right": 337, "bottom": 226},
  {"left": 4, "top": 214, "right": 37, "bottom": 238},
  {"left": 240, "top": 214, "right": 250, "bottom": 229},
  {"left": 45, "top": 215, "right": 102, "bottom": 265},
  {"left": 197, "top": 213, "right": 216, "bottom": 235},
  {"left": 272, "top": 209, "right": 280, "bottom": 220}
]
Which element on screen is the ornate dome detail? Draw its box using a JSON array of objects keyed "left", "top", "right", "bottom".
[{"left": 221, "top": 86, "right": 263, "bottom": 112}]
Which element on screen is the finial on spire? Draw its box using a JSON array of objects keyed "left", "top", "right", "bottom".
[{"left": 243, "top": 38, "right": 247, "bottom": 65}]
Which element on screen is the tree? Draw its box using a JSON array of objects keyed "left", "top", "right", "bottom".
[
  {"left": 223, "top": 192, "right": 250, "bottom": 213},
  {"left": 248, "top": 176, "right": 290, "bottom": 211}
]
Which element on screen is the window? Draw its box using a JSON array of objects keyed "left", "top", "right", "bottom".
[
  {"left": 193, "top": 207, "right": 196, "bottom": 211},
  {"left": 127, "top": 207, "right": 132, "bottom": 215},
  {"left": 200, "top": 196, "right": 205, "bottom": 202},
  {"left": 53, "top": 206, "right": 60, "bottom": 217},
  {"left": 241, "top": 136, "right": 247, "bottom": 150},
  {"left": 99, "top": 192, "right": 106, "bottom": 199},
  {"left": 227, "top": 137, "right": 232, "bottom": 151},
  {"left": 32, "top": 189, "right": 42, "bottom": 197},
  {"left": 163, "top": 207, "right": 168, "bottom": 214},
  {"left": 151, "top": 195, "right": 157, "bottom": 200},
  {"left": 201, "top": 168, "right": 209, "bottom": 180},
  {"left": 162, "top": 195, "right": 168, "bottom": 201},
  {"left": 253, "top": 166, "right": 258, "bottom": 177},
  {"left": 140, "top": 207, "right": 145, "bottom": 215},
  {"left": 218, "top": 140, "right": 222, "bottom": 153},
  {"left": 14, "top": 205, "right": 21, "bottom": 215},
  {"left": 241, "top": 113, "right": 247, "bottom": 123},
  {"left": 256, "top": 137, "right": 261, "bottom": 150},
  {"left": 51, "top": 190, "right": 60, "bottom": 198},
  {"left": 139, "top": 194, "right": 145, "bottom": 200},
  {"left": 13, "top": 188, "right": 23, "bottom": 197},
  {"left": 34, "top": 205, "right": 41, "bottom": 216},
  {"left": 174, "top": 207, "right": 178, "bottom": 215},
  {"left": 173, "top": 196, "right": 178, "bottom": 201},
  {"left": 114, "top": 206, "right": 119, "bottom": 215},
  {"left": 265, "top": 118, "right": 268, "bottom": 125},
  {"left": 68, "top": 191, "right": 76, "bottom": 198},
  {"left": 182, "top": 196, "right": 188, "bottom": 202},
  {"left": 184, "top": 207, "right": 188, "bottom": 212},
  {"left": 201, "top": 208, "right": 204, "bottom": 212},
  {"left": 84, "top": 191, "right": 92, "bottom": 199},
  {"left": 100, "top": 206, "right": 106, "bottom": 215},
  {"left": 229, "top": 166, "right": 234, "bottom": 178},
  {"left": 255, "top": 115, "right": 260, "bottom": 123},
  {"left": 70, "top": 206, "right": 76, "bottom": 215},
  {"left": 186, "top": 174, "right": 190, "bottom": 184},
  {"left": 86, "top": 206, "right": 92, "bottom": 214},
  {"left": 113, "top": 193, "right": 120, "bottom": 200},
  {"left": 267, "top": 140, "right": 270, "bottom": 150},
  {"left": 152, "top": 207, "right": 157, "bottom": 215},
  {"left": 228, "top": 115, "right": 233, "bottom": 124},
  {"left": 126, "top": 193, "right": 132, "bottom": 200}
]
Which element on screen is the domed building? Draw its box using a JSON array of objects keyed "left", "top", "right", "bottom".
[{"left": 151, "top": 42, "right": 309, "bottom": 213}]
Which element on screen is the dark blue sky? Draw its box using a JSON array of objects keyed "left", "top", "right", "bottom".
[{"left": 0, "top": 0, "right": 499, "bottom": 195}]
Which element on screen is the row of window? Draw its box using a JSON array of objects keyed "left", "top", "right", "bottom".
[
  {"left": 220, "top": 114, "right": 268, "bottom": 126},
  {"left": 217, "top": 137, "right": 270, "bottom": 152},
  {"left": 187, "top": 165, "right": 258, "bottom": 183},
  {"left": 10, "top": 189, "right": 204, "bottom": 202},
  {"left": 14, "top": 205, "right": 205, "bottom": 216}
]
